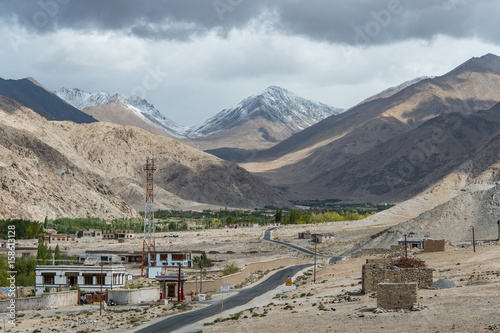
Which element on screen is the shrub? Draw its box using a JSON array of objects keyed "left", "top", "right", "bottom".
[
  {"left": 222, "top": 263, "right": 239, "bottom": 276},
  {"left": 391, "top": 257, "right": 426, "bottom": 268}
]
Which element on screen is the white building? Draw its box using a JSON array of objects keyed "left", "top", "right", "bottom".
[
  {"left": 398, "top": 238, "right": 426, "bottom": 250},
  {"left": 35, "top": 264, "right": 127, "bottom": 295},
  {"left": 77, "top": 253, "right": 121, "bottom": 264},
  {"left": 147, "top": 251, "right": 192, "bottom": 278}
]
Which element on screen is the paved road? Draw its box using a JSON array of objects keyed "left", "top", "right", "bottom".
[
  {"left": 263, "top": 227, "right": 344, "bottom": 264},
  {"left": 135, "top": 263, "right": 312, "bottom": 333}
]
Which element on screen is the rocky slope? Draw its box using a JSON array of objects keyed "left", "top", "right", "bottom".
[
  {"left": 350, "top": 183, "right": 500, "bottom": 249},
  {"left": 56, "top": 88, "right": 187, "bottom": 137},
  {"left": 0, "top": 78, "right": 97, "bottom": 123},
  {"left": 0, "top": 96, "right": 291, "bottom": 221},
  {"left": 242, "top": 54, "right": 500, "bottom": 202},
  {"left": 357, "top": 76, "right": 433, "bottom": 105},
  {"left": 300, "top": 103, "right": 500, "bottom": 202}
]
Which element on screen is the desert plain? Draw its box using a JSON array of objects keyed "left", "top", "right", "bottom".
[{"left": 8, "top": 195, "right": 500, "bottom": 333}]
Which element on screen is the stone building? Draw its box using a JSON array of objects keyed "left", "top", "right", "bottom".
[
  {"left": 75, "top": 230, "right": 102, "bottom": 238},
  {"left": 398, "top": 238, "right": 425, "bottom": 250},
  {"left": 102, "top": 230, "right": 134, "bottom": 240},
  {"left": 311, "top": 233, "right": 334, "bottom": 243},
  {"left": 361, "top": 258, "right": 433, "bottom": 294},
  {"left": 38, "top": 234, "right": 77, "bottom": 243},
  {"left": 298, "top": 231, "right": 311, "bottom": 239},
  {"left": 377, "top": 283, "right": 418, "bottom": 310}
]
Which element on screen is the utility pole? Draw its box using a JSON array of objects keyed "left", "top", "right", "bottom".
[
  {"left": 100, "top": 261, "right": 103, "bottom": 316},
  {"left": 497, "top": 220, "right": 500, "bottom": 241},
  {"left": 404, "top": 234, "right": 408, "bottom": 257},
  {"left": 177, "top": 263, "right": 182, "bottom": 303},
  {"left": 200, "top": 254, "right": 203, "bottom": 294},
  {"left": 313, "top": 237, "right": 317, "bottom": 283},
  {"left": 471, "top": 226, "right": 476, "bottom": 253}
]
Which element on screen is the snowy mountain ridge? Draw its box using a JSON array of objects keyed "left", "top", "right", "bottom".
[
  {"left": 187, "top": 86, "right": 344, "bottom": 137},
  {"left": 358, "top": 76, "right": 434, "bottom": 105},
  {"left": 56, "top": 88, "right": 187, "bottom": 137},
  {"left": 56, "top": 86, "right": 344, "bottom": 140}
]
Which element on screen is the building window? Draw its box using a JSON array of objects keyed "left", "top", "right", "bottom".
[
  {"left": 84, "top": 275, "right": 93, "bottom": 285},
  {"left": 67, "top": 275, "right": 77, "bottom": 286},
  {"left": 96, "top": 275, "right": 104, "bottom": 285},
  {"left": 172, "top": 254, "right": 185, "bottom": 261},
  {"left": 43, "top": 274, "right": 54, "bottom": 285}
]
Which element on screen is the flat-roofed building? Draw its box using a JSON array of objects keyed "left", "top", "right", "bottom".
[{"left": 35, "top": 264, "right": 126, "bottom": 295}]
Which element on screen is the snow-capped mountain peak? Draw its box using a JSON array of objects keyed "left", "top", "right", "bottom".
[
  {"left": 188, "top": 86, "right": 344, "bottom": 137},
  {"left": 55, "top": 88, "right": 187, "bottom": 137},
  {"left": 56, "top": 86, "right": 343, "bottom": 141}
]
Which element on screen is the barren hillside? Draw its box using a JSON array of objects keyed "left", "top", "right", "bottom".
[
  {"left": 82, "top": 103, "right": 168, "bottom": 137},
  {"left": 0, "top": 96, "right": 291, "bottom": 221},
  {"left": 349, "top": 184, "right": 500, "bottom": 251},
  {"left": 241, "top": 54, "right": 500, "bottom": 202}
]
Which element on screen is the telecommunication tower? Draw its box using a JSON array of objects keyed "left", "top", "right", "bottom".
[{"left": 141, "top": 157, "right": 157, "bottom": 277}]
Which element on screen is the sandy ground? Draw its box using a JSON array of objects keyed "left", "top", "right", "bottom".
[
  {"left": 197, "top": 243, "right": 500, "bottom": 333},
  {"left": 11, "top": 235, "right": 500, "bottom": 333},
  {"left": 11, "top": 191, "right": 497, "bottom": 332},
  {"left": 13, "top": 241, "right": 500, "bottom": 333}
]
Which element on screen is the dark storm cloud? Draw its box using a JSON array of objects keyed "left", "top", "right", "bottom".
[
  {"left": 273, "top": 0, "right": 500, "bottom": 45},
  {"left": 1, "top": 0, "right": 498, "bottom": 44}
]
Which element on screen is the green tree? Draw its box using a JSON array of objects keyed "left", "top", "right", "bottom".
[
  {"left": 193, "top": 251, "right": 212, "bottom": 268},
  {"left": 54, "top": 245, "right": 61, "bottom": 265},
  {"left": 0, "top": 255, "right": 9, "bottom": 286},
  {"left": 36, "top": 240, "right": 52, "bottom": 265},
  {"left": 15, "top": 256, "right": 37, "bottom": 286},
  {"left": 275, "top": 209, "right": 282, "bottom": 224}
]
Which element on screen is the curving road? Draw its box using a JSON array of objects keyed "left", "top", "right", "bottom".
[
  {"left": 135, "top": 227, "right": 340, "bottom": 332},
  {"left": 135, "top": 263, "right": 312, "bottom": 333},
  {"left": 263, "top": 227, "right": 344, "bottom": 264}
]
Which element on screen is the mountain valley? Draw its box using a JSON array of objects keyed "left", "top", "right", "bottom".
[{"left": 0, "top": 95, "right": 291, "bottom": 221}]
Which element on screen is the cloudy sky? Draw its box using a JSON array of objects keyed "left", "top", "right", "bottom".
[{"left": 1, "top": 0, "right": 500, "bottom": 126}]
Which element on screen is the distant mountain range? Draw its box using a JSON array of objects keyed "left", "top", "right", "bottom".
[
  {"left": 55, "top": 86, "right": 344, "bottom": 150},
  {"left": 0, "top": 77, "right": 97, "bottom": 123},
  {"left": 55, "top": 88, "right": 188, "bottom": 137},
  {"left": 238, "top": 53, "right": 500, "bottom": 203},
  {"left": 186, "top": 86, "right": 343, "bottom": 150},
  {"left": 0, "top": 95, "right": 292, "bottom": 220},
  {"left": 2, "top": 53, "right": 500, "bottom": 220}
]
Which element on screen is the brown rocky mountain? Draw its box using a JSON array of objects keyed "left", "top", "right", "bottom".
[
  {"left": 349, "top": 183, "right": 500, "bottom": 249},
  {"left": 0, "top": 77, "right": 97, "bottom": 123},
  {"left": 82, "top": 102, "right": 168, "bottom": 137},
  {"left": 304, "top": 104, "right": 500, "bottom": 202},
  {"left": 0, "top": 96, "right": 291, "bottom": 221},
  {"left": 240, "top": 54, "right": 500, "bottom": 202},
  {"left": 187, "top": 86, "right": 342, "bottom": 151}
]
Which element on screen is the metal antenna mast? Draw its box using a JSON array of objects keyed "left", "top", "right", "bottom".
[{"left": 141, "top": 157, "right": 157, "bottom": 277}]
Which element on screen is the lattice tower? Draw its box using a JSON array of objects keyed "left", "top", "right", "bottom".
[{"left": 141, "top": 157, "right": 157, "bottom": 277}]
